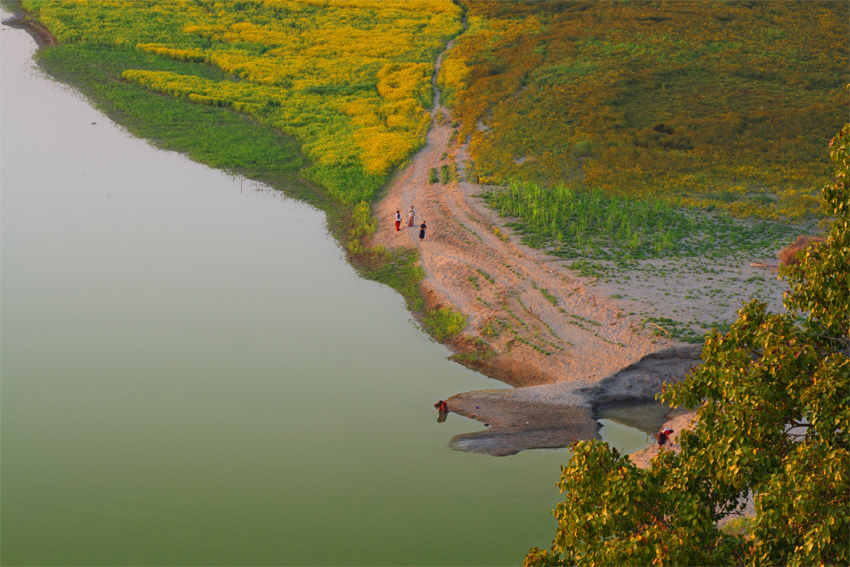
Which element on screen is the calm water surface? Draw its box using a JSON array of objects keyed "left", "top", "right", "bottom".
[{"left": 1, "top": 18, "right": 649, "bottom": 566}]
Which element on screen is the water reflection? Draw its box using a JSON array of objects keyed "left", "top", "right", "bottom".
[{"left": 0, "top": 15, "right": 561, "bottom": 566}]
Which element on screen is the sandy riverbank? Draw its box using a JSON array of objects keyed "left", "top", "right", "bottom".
[
  {"left": 369, "top": 37, "right": 793, "bottom": 456},
  {"left": 12, "top": 0, "right": 789, "bottom": 458}
]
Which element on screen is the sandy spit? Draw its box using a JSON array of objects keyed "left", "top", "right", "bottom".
[{"left": 369, "top": 37, "right": 794, "bottom": 456}]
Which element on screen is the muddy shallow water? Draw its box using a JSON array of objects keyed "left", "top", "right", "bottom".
[{"left": 0, "top": 16, "right": 651, "bottom": 566}]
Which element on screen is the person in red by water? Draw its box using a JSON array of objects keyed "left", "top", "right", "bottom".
[
  {"left": 434, "top": 400, "right": 448, "bottom": 413},
  {"left": 394, "top": 210, "right": 401, "bottom": 231},
  {"left": 656, "top": 427, "right": 674, "bottom": 446}
]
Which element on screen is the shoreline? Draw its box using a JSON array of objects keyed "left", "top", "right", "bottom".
[
  {"left": 367, "top": 39, "right": 694, "bottom": 455},
  {"left": 10, "top": 2, "right": 797, "bottom": 457},
  {"left": 368, "top": 29, "right": 798, "bottom": 456},
  {"left": 1, "top": 3, "right": 55, "bottom": 47}
]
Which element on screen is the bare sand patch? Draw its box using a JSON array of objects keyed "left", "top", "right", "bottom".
[{"left": 370, "top": 37, "right": 792, "bottom": 456}]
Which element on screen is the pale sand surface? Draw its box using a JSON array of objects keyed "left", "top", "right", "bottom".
[
  {"left": 628, "top": 411, "right": 698, "bottom": 468},
  {"left": 369, "top": 38, "right": 794, "bottom": 455},
  {"left": 372, "top": 41, "right": 667, "bottom": 404}
]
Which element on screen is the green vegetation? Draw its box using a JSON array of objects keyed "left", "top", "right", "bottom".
[
  {"left": 17, "top": 0, "right": 469, "bottom": 341},
  {"left": 428, "top": 167, "right": 439, "bottom": 184},
  {"left": 476, "top": 268, "right": 495, "bottom": 284},
  {"left": 356, "top": 247, "right": 425, "bottom": 313},
  {"left": 346, "top": 201, "right": 378, "bottom": 254},
  {"left": 34, "top": 45, "right": 317, "bottom": 199},
  {"left": 451, "top": 338, "right": 497, "bottom": 365},
  {"left": 422, "top": 307, "right": 468, "bottom": 341},
  {"left": 525, "top": 127, "right": 849, "bottom": 567},
  {"left": 440, "top": 163, "right": 451, "bottom": 184},
  {"left": 641, "top": 316, "right": 705, "bottom": 344},
  {"left": 485, "top": 181, "right": 798, "bottom": 262},
  {"left": 441, "top": 1, "right": 847, "bottom": 220},
  {"left": 23, "top": 0, "right": 463, "bottom": 205},
  {"left": 531, "top": 281, "right": 558, "bottom": 306}
]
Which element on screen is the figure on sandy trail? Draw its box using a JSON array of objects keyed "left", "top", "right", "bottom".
[
  {"left": 419, "top": 220, "right": 427, "bottom": 241},
  {"left": 408, "top": 205, "right": 416, "bottom": 227},
  {"left": 394, "top": 210, "right": 401, "bottom": 231}
]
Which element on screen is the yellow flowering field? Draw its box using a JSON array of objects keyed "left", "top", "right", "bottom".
[
  {"left": 440, "top": 1, "right": 848, "bottom": 220},
  {"left": 24, "top": 0, "right": 462, "bottom": 204}
]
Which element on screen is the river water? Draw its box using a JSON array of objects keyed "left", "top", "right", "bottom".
[{"left": 1, "top": 16, "right": 652, "bottom": 566}]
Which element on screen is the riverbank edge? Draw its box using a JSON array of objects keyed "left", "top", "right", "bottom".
[
  {"left": 4, "top": 3, "right": 699, "bottom": 457},
  {"left": 1, "top": 0, "right": 436, "bottom": 327}
]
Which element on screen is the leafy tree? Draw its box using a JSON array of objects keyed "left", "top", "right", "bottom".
[{"left": 525, "top": 126, "right": 849, "bottom": 567}]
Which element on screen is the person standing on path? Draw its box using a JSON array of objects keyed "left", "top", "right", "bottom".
[
  {"left": 419, "top": 220, "right": 427, "bottom": 241},
  {"left": 394, "top": 210, "right": 402, "bottom": 231},
  {"left": 407, "top": 205, "right": 416, "bottom": 227}
]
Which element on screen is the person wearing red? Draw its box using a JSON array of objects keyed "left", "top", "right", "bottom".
[{"left": 656, "top": 427, "right": 674, "bottom": 446}]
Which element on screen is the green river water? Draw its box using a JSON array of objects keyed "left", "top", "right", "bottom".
[{"left": 0, "top": 16, "right": 656, "bottom": 566}]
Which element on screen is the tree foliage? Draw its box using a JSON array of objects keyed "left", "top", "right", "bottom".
[{"left": 526, "top": 126, "right": 850, "bottom": 566}]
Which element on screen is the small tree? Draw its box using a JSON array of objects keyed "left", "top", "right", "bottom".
[{"left": 525, "top": 126, "right": 849, "bottom": 567}]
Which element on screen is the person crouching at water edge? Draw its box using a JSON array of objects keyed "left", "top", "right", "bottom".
[
  {"left": 656, "top": 427, "right": 674, "bottom": 446},
  {"left": 407, "top": 205, "right": 415, "bottom": 227},
  {"left": 419, "top": 220, "right": 427, "bottom": 241},
  {"left": 394, "top": 210, "right": 401, "bottom": 231},
  {"left": 434, "top": 400, "right": 449, "bottom": 423}
]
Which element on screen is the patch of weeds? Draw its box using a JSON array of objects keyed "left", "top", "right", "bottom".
[
  {"left": 514, "top": 335, "right": 552, "bottom": 356},
  {"left": 423, "top": 307, "right": 468, "bottom": 341},
  {"left": 485, "top": 182, "right": 799, "bottom": 272},
  {"left": 642, "top": 316, "right": 707, "bottom": 344},
  {"left": 481, "top": 320, "right": 499, "bottom": 337},
  {"left": 502, "top": 305, "right": 527, "bottom": 329},
  {"left": 476, "top": 268, "right": 495, "bottom": 284},
  {"left": 531, "top": 281, "right": 559, "bottom": 306},
  {"left": 346, "top": 200, "right": 377, "bottom": 254},
  {"left": 700, "top": 319, "right": 732, "bottom": 335},
  {"left": 499, "top": 261, "right": 523, "bottom": 277},
  {"left": 568, "top": 312, "right": 601, "bottom": 326},
  {"left": 428, "top": 167, "right": 439, "bottom": 184},
  {"left": 491, "top": 225, "right": 510, "bottom": 242},
  {"left": 456, "top": 219, "right": 483, "bottom": 242},
  {"left": 440, "top": 164, "right": 451, "bottom": 184},
  {"left": 452, "top": 338, "right": 497, "bottom": 364},
  {"left": 467, "top": 276, "right": 480, "bottom": 290},
  {"left": 357, "top": 247, "right": 424, "bottom": 312}
]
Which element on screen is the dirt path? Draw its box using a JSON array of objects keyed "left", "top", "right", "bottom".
[
  {"left": 374, "top": 28, "right": 795, "bottom": 456},
  {"left": 369, "top": 39, "right": 686, "bottom": 454}
]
